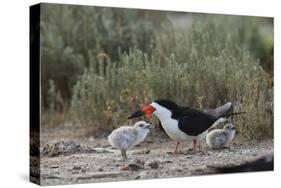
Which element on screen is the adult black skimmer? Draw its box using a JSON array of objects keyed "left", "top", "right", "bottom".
[
  {"left": 108, "top": 121, "right": 151, "bottom": 160},
  {"left": 157, "top": 102, "right": 233, "bottom": 133},
  {"left": 128, "top": 99, "right": 244, "bottom": 153}
]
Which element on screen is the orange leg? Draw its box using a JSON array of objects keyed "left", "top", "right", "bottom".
[
  {"left": 187, "top": 140, "right": 197, "bottom": 151},
  {"left": 193, "top": 140, "right": 202, "bottom": 151},
  {"left": 187, "top": 140, "right": 203, "bottom": 153}
]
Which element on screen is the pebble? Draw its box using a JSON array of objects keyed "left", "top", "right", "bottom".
[
  {"left": 50, "top": 165, "right": 59, "bottom": 169},
  {"left": 98, "top": 168, "right": 104, "bottom": 172},
  {"left": 72, "top": 166, "right": 81, "bottom": 170},
  {"left": 81, "top": 169, "right": 86, "bottom": 173},
  {"left": 121, "top": 162, "right": 144, "bottom": 171},
  {"left": 146, "top": 161, "right": 159, "bottom": 169}
]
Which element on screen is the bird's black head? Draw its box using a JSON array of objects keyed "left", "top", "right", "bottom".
[{"left": 154, "top": 99, "right": 179, "bottom": 111}]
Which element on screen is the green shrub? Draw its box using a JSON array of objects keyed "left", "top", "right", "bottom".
[
  {"left": 70, "top": 18, "right": 273, "bottom": 139},
  {"left": 40, "top": 4, "right": 273, "bottom": 140},
  {"left": 40, "top": 4, "right": 170, "bottom": 106}
]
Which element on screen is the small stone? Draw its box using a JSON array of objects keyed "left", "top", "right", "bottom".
[
  {"left": 177, "top": 169, "right": 183, "bottom": 172},
  {"left": 121, "top": 163, "right": 144, "bottom": 171},
  {"left": 98, "top": 168, "right": 104, "bottom": 172},
  {"left": 73, "top": 166, "right": 81, "bottom": 170},
  {"left": 147, "top": 161, "right": 159, "bottom": 169},
  {"left": 50, "top": 165, "right": 59, "bottom": 169},
  {"left": 144, "top": 149, "right": 151, "bottom": 154},
  {"left": 162, "top": 160, "right": 173, "bottom": 164}
]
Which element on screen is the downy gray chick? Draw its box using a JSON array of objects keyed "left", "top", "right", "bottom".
[
  {"left": 206, "top": 123, "right": 236, "bottom": 149},
  {"left": 108, "top": 121, "right": 151, "bottom": 159}
]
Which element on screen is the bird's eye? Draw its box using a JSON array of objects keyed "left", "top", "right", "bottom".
[{"left": 140, "top": 124, "right": 144, "bottom": 127}]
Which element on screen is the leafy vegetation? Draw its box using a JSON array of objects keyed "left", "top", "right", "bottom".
[{"left": 41, "top": 4, "right": 273, "bottom": 140}]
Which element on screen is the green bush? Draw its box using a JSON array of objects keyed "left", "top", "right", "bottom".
[
  {"left": 40, "top": 4, "right": 273, "bottom": 140},
  {"left": 70, "top": 18, "right": 273, "bottom": 139},
  {"left": 40, "top": 4, "right": 169, "bottom": 107}
]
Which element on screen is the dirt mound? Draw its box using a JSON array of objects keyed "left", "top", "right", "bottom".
[{"left": 41, "top": 141, "right": 99, "bottom": 157}]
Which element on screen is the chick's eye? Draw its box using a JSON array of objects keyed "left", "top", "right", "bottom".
[{"left": 140, "top": 124, "right": 144, "bottom": 127}]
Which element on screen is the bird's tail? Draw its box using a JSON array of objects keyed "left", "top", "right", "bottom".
[
  {"left": 204, "top": 102, "right": 232, "bottom": 118},
  {"left": 208, "top": 112, "right": 246, "bottom": 131}
]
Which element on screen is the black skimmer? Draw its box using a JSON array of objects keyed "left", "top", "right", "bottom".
[
  {"left": 128, "top": 99, "right": 244, "bottom": 153},
  {"left": 206, "top": 123, "right": 236, "bottom": 149},
  {"left": 157, "top": 102, "right": 233, "bottom": 133},
  {"left": 108, "top": 121, "right": 151, "bottom": 160}
]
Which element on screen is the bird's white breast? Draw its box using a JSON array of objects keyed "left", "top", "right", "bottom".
[{"left": 161, "top": 119, "right": 195, "bottom": 142}]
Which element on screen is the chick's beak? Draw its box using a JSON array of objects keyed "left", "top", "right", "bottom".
[{"left": 145, "top": 124, "right": 152, "bottom": 129}]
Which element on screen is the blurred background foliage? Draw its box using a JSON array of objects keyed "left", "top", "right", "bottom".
[{"left": 40, "top": 4, "right": 273, "bottom": 140}]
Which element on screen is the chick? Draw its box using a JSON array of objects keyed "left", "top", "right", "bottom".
[
  {"left": 108, "top": 121, "right": 151, "bottom": 160},
  {"left": 206, "top": 123, "right": 236, "bottom": 149}
]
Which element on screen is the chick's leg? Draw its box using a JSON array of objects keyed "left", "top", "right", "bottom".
[{"left": 121, "top": 149, "right": 127, "bottom": 160}]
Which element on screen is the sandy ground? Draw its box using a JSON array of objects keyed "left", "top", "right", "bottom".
[{"left": 36, "top": 131, "right": 273, "bottom": 186}]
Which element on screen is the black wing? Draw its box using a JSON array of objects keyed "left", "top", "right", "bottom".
[
  {"left": 171, "top": 106, "right": 202, "bottom": 119},
  {"left": 177, "top": 107, "right": 217, "bottom": 136}
]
